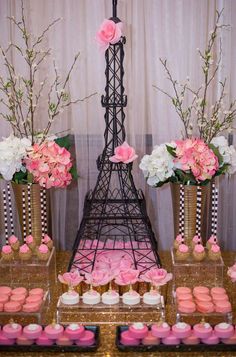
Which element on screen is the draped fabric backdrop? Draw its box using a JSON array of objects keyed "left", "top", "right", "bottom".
[{"left": 0, "top": 0, "right": 235, "bottom": 250}]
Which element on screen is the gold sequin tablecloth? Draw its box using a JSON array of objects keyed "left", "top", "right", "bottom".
[{"left": 1, "top": 250, "right": 236, "bottom": 357}]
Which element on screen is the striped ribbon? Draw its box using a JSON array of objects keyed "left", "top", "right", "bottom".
[
  {"left": 3, "top": 189, "right": 9, "bottom": 243},
  {"left": 40, "top": 189, "right": 45, "bottom": 237},
  {"left": 195, "top": 186, "right": 202, "bottom": 237},
  {"left": 179, "top": 184, "right": 185, "bottom": 238},
  {"left": 7, "top": 184, "right": 14, "bottom": 236},
  {"left": 22, "top": 188, "right": 27, "bottom": 242},
  {"left": 211, "top": 181, "right": 218, "bottom": 236},
  {"left": 27, "top": 184, "right": 32, "bottom": 235}
]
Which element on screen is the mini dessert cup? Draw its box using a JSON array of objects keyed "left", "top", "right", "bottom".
[
  {"left": 9, "top": 235, "right": 20, "bottom": 251},
  {"left": 25, "top": 235, "right": 36, "bottom": 251},
  {"left": 192, "top": 243, "right": 206, "bottom": 261},
  {"left": 1, "top": 245, "right": 14, "bottom": 261},
  {"left": 175, "top": 241, "right": 190, "bottom": 261},
  {"left": 42, "top": 234, "right": 54, "bottom": 250},
  {"left": 208, "top": 244, "right": 221, "bottom": 261},
  {"left": 174, "top": 234, "right": 183, "bottom": 250},
  {"left": 19, "top": 244, "right": 32, "bottom": 261},
  {"left": 36, "top": 244, "right": 50, "bottom": 261}
]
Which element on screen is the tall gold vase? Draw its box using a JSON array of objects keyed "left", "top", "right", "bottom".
[
  {"left": 170, "top": 182, "right": 211, "bottom": 245},
  {"left": 12, "top": 183, "right": 50, "bottom": 246}
]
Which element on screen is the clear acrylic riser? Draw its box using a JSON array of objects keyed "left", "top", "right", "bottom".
[
  {"left": 171, "top": 248, "right": 224, "bottom": 290},
  {"left": 56, "top": 296, "right": 165, "bottom": 325},
  {"left": 0, "top": 247, "right": 56, "bottom": 289},
  {"left": 0, "top": 290, "right": 49, "bottom": 325}
]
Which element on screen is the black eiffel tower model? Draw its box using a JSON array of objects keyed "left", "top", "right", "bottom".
[{"left": 68, "top": 0, "right": 161, "bottom": 274}]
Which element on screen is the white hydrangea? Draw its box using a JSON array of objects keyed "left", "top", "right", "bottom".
[
  {"left": 211, "top": 136, "right": 236, "bottom": 174},
  {"left": 139, "top": 143, "right": 175, "bottom": 186},
  {"left": 0, "top": 135, "right": 31, "bottom": 180}
]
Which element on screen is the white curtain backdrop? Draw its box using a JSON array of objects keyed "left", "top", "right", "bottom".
[{"left": 0, "top": 0, "right": 235, "bottom": 250}]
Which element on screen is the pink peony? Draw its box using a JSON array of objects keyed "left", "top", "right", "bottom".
[
  {"left": 25, "top": 141, "right": 73, "bottom": 188},
  {"left": 109, "top": 142, "right": 138, "bottom": 164},
  {"left": 96, "top": 19, "right": 123, "bottom": 51},
  {"left": 140, "top": 268, "right": 172, "bottom": 286},
  {"left": 174, "top": 138, "right": 219, "bottom": 181},
  {"left": 58, "top": 271, "right": 84, "bottom": 287},
  {"left": 85, "top": 270, "right": 111, "bottom": 286},
  {"left": 227, "top": 263, "right": 236, "bottom": 282},
  {"left": 114, "top": 269, "right": 140, "bottom": 286}
]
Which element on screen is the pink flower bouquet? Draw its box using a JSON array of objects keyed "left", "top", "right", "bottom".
[
  {"left": 140, "top": 137, "right": 236, "bottom": 187},
  {"left": 84, "top": 270, "right": 112, "bottom": 287},
  {"left": 110, "top": 142, "right": 138, "bottom": 164},
  {"left": 25, "top": 140, "right": 73, "bottom": 188},
  {"left": 140, "top": 268, "right": 172, "bottom": 287},
  {"left": 114, "top": 268, "right": 140, "bottom": 286},
  {"left": 96, "top": 19, "right": 123, "bottom": 51},
  {"left": 58, "top": 271, "right": 84, "bottom": 287},
  {"left": 227, "top": 263, "right": 236, "bottom": 283}
]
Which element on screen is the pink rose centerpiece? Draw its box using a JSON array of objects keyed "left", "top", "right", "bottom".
[
  {"left": 114, "top": 268, "right": 140, "bottom": 293},
  {"left": 58, "top": 271, "right": 84, "bottom": 292},
  {"left": 227, "top": 263, "right": 236, "bottom": 283},
  {"left": 140, "top": 268, "right": 172, "bottom": 292},
  {"left": 85, "top": 270, "right": 111, "bottom": 288},
  {"left": 96, "top": 19, "right": 123, "bottom": 51},
  {"left": 110, "top": 142, "right": 138, "bottom": 164}
]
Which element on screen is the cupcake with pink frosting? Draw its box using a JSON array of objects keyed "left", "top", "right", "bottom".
[
  {"left": 25, "top": 235, "right": 36, "bottom": 251},
  {"left": 1, "top": 245, "right": 14, "bottom": 261},
  {"left": 36, "top": 244, "right": 50, "bottom": 261},
  {"left": 175, "top": 240, "right": 190, "bottom": 261},
  {"left": 191, "top": 235, "right": 202, "bottom": 250},
  {"left": 19, "top": 244, "right": 32, "bottom": 261},
  {"left": 208, "top": 244, "right": 221, "bottom": 261},
  {"left": 9, "top": 235, "right": 20, "bottom": 251},
  {"left": 206, "top": 235, "right": 218, "bottom": 250},
  {"left": 42, "top": 234, "right": 53, "bottom": 250},
  {"left": 192, "top": 242, "right": 206, "bottom": 261},
  {"left": 174, "top": 234, "right": 183, "bottom": 250}
]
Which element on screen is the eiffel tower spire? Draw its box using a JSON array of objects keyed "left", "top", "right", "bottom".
[{"left": 68, "top": 0, "right": 161, "bottom": 274}]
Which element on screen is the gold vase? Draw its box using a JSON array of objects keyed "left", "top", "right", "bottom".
[
  {"left": 12, "top": 183, "right": 51, "bottom": 246},
  {"left": 170, "top": 182, "right": 211, "bottom": 245}
]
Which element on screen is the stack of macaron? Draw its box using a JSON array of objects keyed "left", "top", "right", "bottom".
[
  {"left": 120, "top": 321, "right": 236, "bottom": 346},
  {"left": 176, "top": 286, "right": 232, "bottom": 314},
  {"left": 0, "top": 286, "right": 45, "bottom": 313},
  {"left": 0, "top": 322, "right": 96, "bottom": 346}
]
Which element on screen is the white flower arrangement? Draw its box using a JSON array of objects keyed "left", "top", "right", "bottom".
[
  {"left": 139, "top": 143, "right": 175, "bottom": 187},
  {"left": 0, "top": 135, "right": 31, "bottom": 180}
]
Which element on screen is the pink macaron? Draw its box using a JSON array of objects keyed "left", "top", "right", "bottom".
[
  {"left": 178, "top": 300, "right": 196, "bottom": 313},
  {"left": 22, "top": 302, "right": 41, "bottom": 312},
  {"left": 0, "top": 331, "right": 15, "bottom": 345},
  {"left": 162, "top": 332, "right": 181, "bottom": 345},
  {"left": 182, "top": 332, "right": 200, "bottom": 345},
  {"left": 176, "top": 287, "right": 192, "bottom": 295},
  {"left": 196, "top": 301, "right": 215, "bottom": 313},
  {"left": 0, "top": 286, "right": 12, "bottom": 296},
  {"left": 11, "top": 287, "right": 27, "bottom": 296},
  {"left": 0, "top": 294, "right": 9, "bottom": 304},
  {"left": 4, "top": 301, "right": 21, "bottom": 312},
  {"left": 211, "top": 287, "right": 226, "bottom": 295},
  {"left": 193, "top": 286, "right": 210, "bottom": 296},
  {"left": 17, "top": 334, "right": 35, "bottom": 345},
  {"left": 10, "top": 294, "right": 26, "bottom": 305},
  {"left": 36, "top": 332, "right": 55, "bottom": 346},
  {"left": 202, "top": 331, "right": 220, "bottom": 345},
  {"left": 214, "top": 301, "right": 232, "bottom": 313}
]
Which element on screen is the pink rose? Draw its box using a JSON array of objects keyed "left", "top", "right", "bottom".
[
  {"left": 227, "top": 263, "right": 236, "bottom": 282},
  {"left": 114, "top": 269, "right": 140, "bottom": 286},
  {"left": 96, "top": 19, "right": 123, "bottom": 51},
  {"left": 109, "top": 142, "right": 138, "bottom": 164},
  {"left": 58, "top": 271, "right": 84, "bottom": 287},
  {"left": 140, "top": 268, "right": 172, "bottom": 286},
  {"left": 85, "top": 270, "right": 111, "bottom": 286}
]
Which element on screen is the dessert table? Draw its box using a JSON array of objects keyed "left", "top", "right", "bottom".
[{"left": 1, "top": 250, "right": 236, "bottom": 357}]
